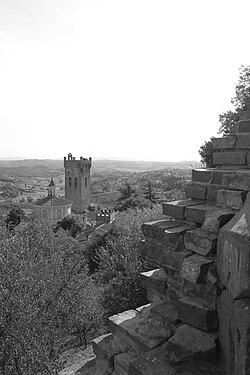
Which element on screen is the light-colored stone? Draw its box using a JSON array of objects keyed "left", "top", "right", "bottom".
[
  {"left": 213, "top": 151, "right": 247, "bottom": 166},
  {"left": 222, "top": 171, "right": 250, "bottom": 191},
  {"left": 213, "top": 136, "right": 236, "bottom": 149},
  {"left": 140, "top": 269, "right": 168, "bottom": 296},
  {"left": 202, "top": 209, "right": 235, "bottom": 234},
  {"left": 185, "top": 182, "right": 207, "bottom": 200},
  {"left": 141, "top": 220, "right": 182, "bottom": 241},
  {"left": 192, "top": 169, "right": 212, "bottom": 183},
  {"left": 163, "top": 199, "right": 205, "bottom": 220},
  {"left": 180, "top": 254, "right": 213, "bottom": 284},
  {"left": 217, "top": 189, "right": 246, "bottom": 210},
  {"left": 184, "top": 228, "right": 217, "bottom": 256},
  {"left": 185, "top": 204, "right": 216, "bottom": 224},
  {"left": 150, "top": 302, "right": 178, "bottom": 325}
]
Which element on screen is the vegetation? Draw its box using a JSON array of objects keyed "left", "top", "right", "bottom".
[
  {"left": 199, "top": 65, "right": 250, "bottom": 166},
  {"left": 54, "top": 216, "right": 83, "bottom": 238}
]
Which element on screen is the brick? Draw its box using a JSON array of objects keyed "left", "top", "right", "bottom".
[
  {"left": 239, "top": 111, "right": 250, "bottom": 121},
  {"left": 185, "top": 204, "right": 216, "bottom": 224},
  {"left": 213, "top": 151, "right": 247, "bottom": 165},
  {"left": 217, "top": 189, "right": 247, "bottom": 210},
  {"left": 217, "top": 193, "right": 250, "bottom": 298},
  {"left": 108, "top": 310, "right": 173, "bottom": 352},
  {"left": 212, "top": 136, "right": 236, "bottom": 149},
  {"left": 184, "top": 228, "right": 217, "bottom": 256},
  {"left": 165, "top": 324, "right": 216, "bottom": 364},
  {"left": 237, "top": 120, "right": 250, "bottom": 133},
  {"left": 163, "top": 199, "right": 205, "bottom": 220},
  {"left": 192, "top": 169, "right": 212, "bottom": 183},
  {"left": 180, "top": 254, "right": 213, "bottom": 284},
  {"left": 177, "top": 297, "right": 217, "bottom": 331},
  {"left": 185, "top": 182, "right": 207, "bottom": 200},
  {"left": 201, "top": 209, "right": 235, "bottom": 234},
  {"left": 237, "top": 134, "right": 250, "bottom": 149},
  {"left": 141, "top": 220, "right": 182, "bottom": 241},
  {"left": 222, "top": 172, "right": 250, "bottom": 190}
]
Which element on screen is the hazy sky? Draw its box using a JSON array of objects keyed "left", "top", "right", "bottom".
[{"left": 1, "top": 0, "right": 250, "bottom": 162}]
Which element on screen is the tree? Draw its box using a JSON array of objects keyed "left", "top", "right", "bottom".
[
  {"left": 0, "top": 222, "right": 104, "bottom": 374},
  {"left": 5, "top": 207, "right": 25, "bottom": 231},
  {"left": 27, "top": 196, "right": 33, "bottom": 203},
  {"left": 118, "top": 182, "right": 135, "bottom": 201},
  {"left": 198, "top": 65, "right": 250, "bottom": 166},
  {"left": 116, "top": 195, "right": 153, "bottom": 211},
  {"left": 144, "top": 181, "right": 156, "bottom": 202},
  {"left": 55, "top": 216, "right": 82, "bottom": 238}
]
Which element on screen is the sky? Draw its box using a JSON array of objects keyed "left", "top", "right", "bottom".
[{"left": 1, "top": 0, "right": 250, "bottom": 162}]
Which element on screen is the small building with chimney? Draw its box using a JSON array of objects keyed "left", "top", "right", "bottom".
[{"left": 33, "top": 178, "right": 72, "bottom": 222}]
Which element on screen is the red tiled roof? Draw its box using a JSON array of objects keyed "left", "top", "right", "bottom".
[{"left": 33, "top": 196, "right": 72, "bottom": 207}]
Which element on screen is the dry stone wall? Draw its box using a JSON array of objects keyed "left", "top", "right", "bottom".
[{"left": 77, "top": 111, "right": 250, "bottom": 375}]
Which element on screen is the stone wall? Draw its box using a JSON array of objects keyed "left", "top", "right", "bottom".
[{"left": 77, "top": 111, "right": 250, "bottom": 375}]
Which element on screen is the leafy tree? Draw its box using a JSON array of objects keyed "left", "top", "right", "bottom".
[
  {"left": 27, "top": 196, "right": 33, "bottom": 203},
  {"left": 116, "top": 195, "right": 153, "bottom": 211},
  {"left": 198, "top": 137, "right": 215, "bottom": 168},
  {"left": 55, "top": 216, "right": 82, "bottom": 238},
  {"left": 0, "top": 222, "right": 104, "bottom": 374},
  {"left": 5, "top": 207, "right": 25, "bottom": 231},
  {"left": 118, "top": 182, "right": 135, "bottom": 201},
  {"left": 144, "top": 181, "right": 156, "bottom": 202}
]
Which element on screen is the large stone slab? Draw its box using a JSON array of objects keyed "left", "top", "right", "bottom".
[
  {"left": 92, "top": 333, "right": 130, "bottom": 361},
  {"left": 217, "top": 290, "right": 235, "bottom": 375},
  {"left": 192, "top": 169, "right": 212, "bottom": 183},
  {"left": 184, "top": 228, "right": 217, "bottom": 256},
  {"left": 239, "top": 111, "right": 250, "bottom": 121},
  {"left": 217, "top": 192, "right": 250, "bottom": 299},
  {"left": 141, "top": 220, "right": 182, "bottom": 241},
  {"left": 150, "top": 303, "right": 179, "bottom": 326},
  {"left": 160, "top": 250, "right": 191, "bottom": 271},
  {"left": 232, "top": 299, "right": 250, "bottom": 375},
  {"left": 185, "top": 204, "right": 217, "bottom": 224},
  {"left": 237, "top": 120, "right": 250, "bottom": 133},
  {"left": 180, "top": 254, "right": 213, "bottom": 284},
  {"left": 213, "top": 151, "right": 247, "bottom": 165},
  {"left": 217, "top": 189, "right": 247, "bottom": 210},
  {"left": 237, "top": 134, "right": 250, "bottom": 149},
  {"left": 165, "top": 324, "right": 216, "bottom": 364},
  {"left": 213, "top": 136, "right": 236, "bottom": 149},
  {"left": 222, "top": 171, "right": 250, "bottom": 190},
  {"left": 185, "top": 182, "right": 207, "bottom": 200},
  {"left": 163, "top": 225, "right": 194, "bottom": 248},
  {"left": 202, "top": 209, "right": 235, "bottom": 234},
  {"left": 109, "top": 310, "right": 173, "bottom": 352},
  {"left": 177, "top": 296, "right": 217, "bottom": 331},
  {"left": 162, "top": 199, "right": 205, "bottom": 220},
  {"left": 140, "top": 269, "right": 168, "bottom": 296},
  {"left": 113, "top": 352, "right": 137, "bottom": 375},
  {"left": 206, "top": 184, "right": 222, "bottom": 205}
]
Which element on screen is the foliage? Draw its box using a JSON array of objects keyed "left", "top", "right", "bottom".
[
  {"left": 94, "top": 205, "right": 164, "bottom": 315},
  {"left": 118, "top": 182, "right": 135, "bottom": 201},
  {"left": 218, "top": 110, "right": 239, "bottom": 136},
  {"left": 144, "top": 181, "right": 156, "bottom": 202},
  {"left": 54, "top": 216, "right": 82, "bottom": 238},
  {"left": 116, "top": 194, "right": 154, "bottom": 211},
  {"left": 0, "top": 222, "right": 104, "bottom": 375},
  {"left": 5, "top": 207, "right": 25, "bottom": 230},
  {"left": 198, "top": 137, "right": 215, "bottom": 168}
]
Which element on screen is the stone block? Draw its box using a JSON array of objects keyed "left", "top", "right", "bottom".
[
  {"left": 232, "top": 299, "right": 250, "bottom": 375},
  {"left": 222, "top": 172, "right": 250, "bottom": 190},
  {"left": 239, "top": 111, "right": 250, "bottom": 121},
  {"left": 185, "top": 182, "right": 207, "bottom": 200},
  {"left": 237, "top": 120, "right": 250, "bottom": 133},
  {"left": 109, "top": 310, "right": 173, "bottom": 353},
  {"left": 160, "top": 250, "right": 191, "bottom": 271},
  {"left": 162, "top": 199, "right": 205, "bottom": 220},
  {"left": 165, "top": 324, "right": 216, "bottom": 364},
  {"left": 185, "top": 204, "right": 216, "bottom": 224},
  {"left": 113, "top": 352, "right": 137, "bottom": 375},
  {"left": 163, "top": 225, "right": 194, "bottom": 248},
  {"left": 92, "top": 333, "right": 130, "bottom": 361},
  {"left": 184, "top": 228, "right": 217, "bottom": 256},
  {"left": 202, "top": 209, "right": 235, "bottom": 234},
  {"left": 237, "top": 134, "right": 250, "bottom": 149},
  {"left": 177, "top": 297, "right": 217, "bottom": 331},
  {"left": 217, "top": 189, "right": 247, "bottom": 210},
  {"left": 213, "top": 151, "right": 247, "bottom": 165},
  {"left": 217, "top": 193, "right": 250, "bottom": 298},
  {"left": 141, "top": 220, "right": 182, "bottom": 241},
  {"left": 140, "top": 269, "right": 168, "bottom": 296},
  {"left": 212, "top": 136, "right": 236, "bottom": 149},
  {"left": 192, "top": 169, "right": 212, "bottom": 183},
  {"left": 206, "top": 184, "right": 222, "bottom": 204},
  {"left": 217, "top": 290, "right": 235, "bottom": 375},
  {"left": 180, "top": 254, "right": 213, "bottom": 284},
  {"left": 136, "top": 303, "right": 152, "bottom": 318},
  {"left": 150, "top": 302, "right": 179, "bottom": 326}
]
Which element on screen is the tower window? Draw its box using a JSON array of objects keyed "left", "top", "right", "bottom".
[
  {"left": 85, "top": 177, "right": 87, "bottom": 187},
  {"left": 42, "top": 210, "right": 48, "bottom": 219},
  {"left": 75, "top": 177, "right": 77, "bottom": 186},
  {"left": 69, "top": 177, "right": 72, "bottom": 186},
  {"left": 57, "top": 209, "right": 62, "bottom": 219}
]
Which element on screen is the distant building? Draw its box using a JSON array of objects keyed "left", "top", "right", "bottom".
[
  {"left": 33, "top": 178, "right": 72, "bottom": 222},
  {"left": 96, "top": 208, "right": 116, "bottom": 224},
  {"left": 64, "top": 153, "right": 92, "bottom": 214}
]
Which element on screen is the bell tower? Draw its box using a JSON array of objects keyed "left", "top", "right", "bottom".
[{"left": 64, "top": 153, "right": 92, "bottom": 213}]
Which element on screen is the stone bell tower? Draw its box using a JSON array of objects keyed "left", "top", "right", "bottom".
[{"left": 64, "top": 153, "right": 92, "bottom": 213}]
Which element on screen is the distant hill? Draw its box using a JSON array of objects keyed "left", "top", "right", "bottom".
[{"left": 0, "top": 158, "right": 197, "bottom": 177}]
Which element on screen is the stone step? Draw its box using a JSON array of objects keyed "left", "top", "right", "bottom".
[
  {"left": 184, "top": 228, "right": 217, "bottom": 256},
  {"left": 222, "top": 171, "right": 250, "bottom": 190},
  {"left": 185, "top": 204, "right": 218, "bottom": 224},
  {"left": 212, "top": 136, "right": 236, "bottom": 150},
  {"left": 180, "top": 254, "right": 213, "bottom": 284},
  {"left": 108, "top": 309, "right": 174, "bottom": 353},
  {"left": 213, "top": 150, "right": 247, "bottom": 166},
  {"left": 113, "top": 352, "right": 137, "bottom": 375},
  {"left": 165, "top": 324, "right": 217, "bottom": 364},
  {"left": 150, "top": 302, "right": 179, "bottom": 326},
  {"left": 217, "top": 188, "right": 247, "bottom": 210},
  {"left": 141, "top": 219, "right": 183, "bottom": 240},
  {"left": 185, "top": 182, "right": 207, "bottom": 200},
  {"left": 201, "top": 209, "right": 235, "bottom": 234},
  {"left": 139, "top": 269, "right": 168, "bottom": 303},
  {"left": 177, "top": 296, "right": 217, "bottom": 331},
  {"left": 162, "top": 199, "right": 205, "bottom": 220},
  {"left": 92, "top": 333, "right": 130, "bottom": 361}
]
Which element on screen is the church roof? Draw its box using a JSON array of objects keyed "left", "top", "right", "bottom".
[{"left": 33, "top": 196, "right": 72, "bottom": 207}]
